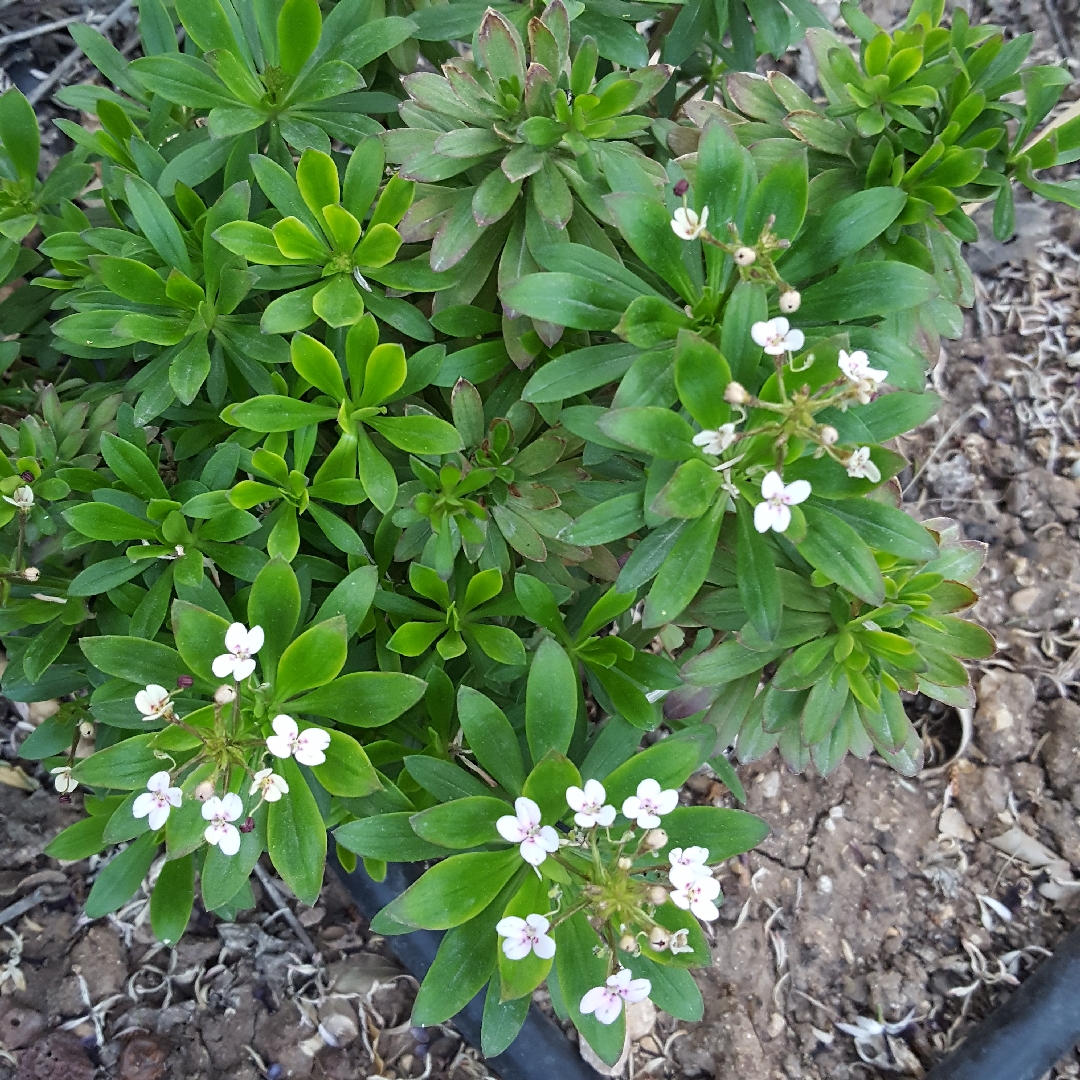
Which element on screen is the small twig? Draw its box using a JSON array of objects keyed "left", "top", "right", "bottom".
[
  {"left": 0, "top": 886, "right": 49, "bottom": 928},
  {"left": 27, "top": 0, "right": 134, "bottom": 107},
  {"left": 252, "top": 862, "right": 316, "bottom": 957},
  {"left": 0, "top": 16, "right": 86, "bottom": 50}
]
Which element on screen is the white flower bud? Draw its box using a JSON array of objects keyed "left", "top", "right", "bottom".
[
  {"left": 734, "top": 246, "right": 757, "bottom": 266},
  {"left": 649, "top": 925, "right": 670, "bottom": 950},
  {"left": 214, "top": 684, "right": 237, "bottom": 705},
  {"left": 194, "top": 779, "right": 216, "bottom": 802},
  {"left": 724, "top": 381, "right": 749, "bottom": 405},
  {"left": 647, "top": 885, "right": 668, "bottom": 906},
  {"left": 619, "top": 934, "right": 637, "bottom": 954},
  {"left": 21, "top": 566, "right": 40, "bottom": 582},
  {"left": 617, "top": 856, "right": 633, "bottom": 870},
  {"left": 779, "top": 290, "right": 801, "bottom": 314},
  {"left": 78, "top": 721, "right": 95, "bottom": 739},
  {"left": 820, "top": 425, "right": 839, "bottom": 446},
  {"left": 644, "top": 828, "right": 668, "bottom": 851}
]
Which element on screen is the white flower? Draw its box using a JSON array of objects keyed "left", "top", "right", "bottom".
[
  {"left": 671, "top": 873, "right": 721, "bottom": 921},
  {"left": 621, "top": 778, "right": 679, "bottom": 830},
  {"left": 751, "top": 317, "right": 804, "bottom": 356},
  {"left": 845, "top": 446, "right": 881, "bottom": 483},
  {"left": 211, "top": 622, "right": 264, "bottom": 681},
  {"left": 496, "top": 914, "right": 556, "bottom": 960},
  {"left": 566, "top": 779, "right": 616, "bottom": 829},
  {"left": 4, "top": 486, "right": 33, "bottom": 510},
  {"left": 496, "top": 796, "right": 560, "bottom": 866},
  {"left": 265, "top": 714, "right": 330, "bottom": 767},
  {"left": 579, "top": 968, "right": 652, "bottom": 1025},
  {"left": 669, "top": 928, "right": 693, "bottom": 954},
  {"left": 202, "top": 793, "right": 243, "bottom": 856},
  {"left": 20, "top": 566, "right": 39, "bottom": 582},
  {"left": 692, "top": 424, "right": 737, "bottom": 456},
  {"left": 837, "top": 349, "right": 887, "bottom": 386},
  {"left": 133, "top": 771, "right": 182, "bottom": 830},
  {"left": 51, "top": 766, "right": 77, "bottom": 794},
  {"left": 671, "top": 205, "right": 708, "bottom": 240},
  {"left": 753, "top": 470, "right": 811, "bottom": 534},
  {"left": 250, "top": 768, "right": 289, "bottom": 802},
  {"left": 135, "top": 684, "right": 172, "bottom": 722},
  {"left": 668, "top": 845, "right": 711, "bottom": 889}
]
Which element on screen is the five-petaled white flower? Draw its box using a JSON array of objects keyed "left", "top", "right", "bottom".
[
  {"left": 671, "top": 205, "right": 708, "bottom": 241},
  {"left": 4, "top": 485, "right": 33, "bottom": 510},
  {"left": 621, "top": 778, "right": 679, "bottom": 830},
  {"left": 671, "top": 873, "right": 721, "bottom": 921},
  {"left": 133, "top": 771, "right": 182, "bottom": 830},
  {"left": 753, "top": 471, "right": 811, "bottom": 534},
  {"left": 668, "top": 845, "right": 711, "bottom": 889},
  {"left": 566, "top": 779, "right": 616, "bottom": 829},
  {"left": 212, "top": 622, "right": 264, "bottom": 681},
  {"left": 579, "top": 968, "right": 652, "bottom": 1026},
  {"left": 496, "top": 914, "right": 556, "bottom": 960},
  {"left": 51, "top": 766, "right": 77, "bottom": 794},
  {"left": 845, "top": 446, "right": 881, "bottom": 483},
  {"left": 202, "top": 793, "right": 243, "bottom": 856},
  {"left": 265, "top": 714, "right": 330, "bottom": 767},
  {"left": 135, "top": 684, "right": 173, "bottom": 722},
  {"left": 751, "top": 317, "right": 804, "bottom": 357},
  {"left": 692, "top": 424, "right": 737, "bottom": 456},
  {"left": 837, "top": 349, "right": 887, "bottom": 404},
  {"left": 496, "top": 797, "right": 560, "bottom": 866},
  {"left": 250, "top": 768, "right": 289, "bottom": 802}
]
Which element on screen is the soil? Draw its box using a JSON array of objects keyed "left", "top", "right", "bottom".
[{"left": 1, "top": 0, "right": 1080, "bottom": 1078}]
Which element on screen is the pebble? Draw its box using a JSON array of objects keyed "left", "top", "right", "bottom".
[{"left": 816, "top": 875, "right": 833, "bottom": 895}]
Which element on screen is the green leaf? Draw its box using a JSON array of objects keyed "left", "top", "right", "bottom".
[
  {"left": 605, "top": 192, "right": 694, "bottom": 301},
  {"left": 151, "top": 855, "right": 195, "bottom": 946},
  {"left": 797, "top": 505, "right": 885, "bottom": 605},
  {"left": 85, "top": 832, "right": 158, "bottom": 919},
  {"left": 720, "top": 280, "right": 768, "bottom": 387},
  {"left": 274, "top": 615, "right": 348, "bottom": 702},
  {"left": 483, "top": 971, "right": 530, "bottom": 1056},
  {"left": 124, "top": 174, "right": 192, "bottom": 277},
  {"left": 622, "top": 952, "right": 703, "bottom": 1021},
  {"left": 410, "top": 796, "right": 509, "bottom": 849},
  {"left": 555, "top": 912, "right": 625, "bottom": 1066},
  {"left": 457, "top": 686, "right": 526, "bottom": 796},
  {"left": 405, "top": 755, "right": 493, "bottom": 801},
  {"left": 561, "top": 491, "right": 644, "bottom": 546},
  {"left": 278, "top": 0, "right": 322, "bottom": 76},
  {"left": 291, "top": 333, "right": 347, "bottom": 401},
  {"left": 521, "top": 342, "right": 637, "bottom": 404},
  {"left": 598, "top": 407, "right": 699, "bottom": 461},
  {"left": 501, "top": 273, "right": 626, "bottom": 331},
  {"left": 171, "top": 600, "right": 232, "bottom": 684},
  {"left": 643, "top": 503, "right": 724, "bottom": 627},
  {"left": 674, "top": 330, "right": 732, "bottom": 430},
  {"left": 526, "top": 638, "right": 577, "bottom": 763},
  {"left": 312, "top": 729, "right": 381, "bottom": 797},
  {"left": 744, "top": 149, "right": 808, "bottom": 242},
  {"left": 650, "top": 458, "right": 722, "bottom": 519},
  {"left": 71, "top": 733, "right": 160, "bottom": 790},
  {"left": 44, "top": 815, "right": 109, "bottom": 860},
  {"left": 736, "top": 499, "right": 781, "bottom": 643},
  {"left": 63, "top": 502, "right": 158, "bottom": 542},
  {"left": 496, "top": 871, "right": 553, "bottom": 1002},
  {"left": 681, "top": 638, "right": 775, "bottom": 687},
  {"left": 225, "top": 394, "right": 337, "bottom": 432},
  {"left": 820, "top": 498, "right": 938, "bottom": 561},
  {"left": 80, "top": 635, "right": 188, "bottom": 686},
  {"left": 248, "top": 556, "right": 301, "bottom": 681},
  {"left": 366, "top": 414, "right": 463, "bottom": 454},
  {"left": 68, "top": 557, "right": 146, "bottom": 596},
  {"left": 0, "top": 89, "right": 39, "bottom": 183},
  {"left": 413, "top": 908, "right": 500, "bottom": 1025},
  {"left": 797, "top": 262, "right": 939, "bottom": 323},
  {"left": 289, "top": 671, "right": 427, "bottom": 726},
  {"left": 202, "top": 804, "right": 265, "bottom": 910},
  {"left": 335, "top": 813, "right": 451, "bottom": 861},
  {"left": 660, "top": 805, "right": 768, "bottom": 862},
  {"left": 372, "top": 849, "right": 521, "bottom": 930},
  {"left": 268, "top": 757, "right": 326, "bottom": 905},
  {"left": 522, "top": 750, "right": 578, "bottom": 825},
  {"left": 602, "top": 731, "right": 708, "bottom": 809}
]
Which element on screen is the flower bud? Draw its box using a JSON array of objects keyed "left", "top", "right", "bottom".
[
  {"left": 644, "top": 828, "right": 668, "bottom": 851},
  {"left": 647, "top": 885, "right": 668, "bottom": 905},
  {"left": 820, "top": 425, "right": 839, "bottom": 446},
  {"left": 619, "top": 933, "right": 637, "bottom": 954},
  {"left": 194, "top": 779, "right": 216, "bottom": 802},
  {"left": 177, "top": 675, "right": 194, "bottom": 689},
  {"left": 239, "top": 816, "right": 255, "bottom": 833},
  {"left": 734, "top": 246, "right": 756, "bottom": 266},
  {"left": 617, "top": 856, "right": 633, "bottom": 870},
  {"left": 21, "top": 566, "right": 39, "bottom": 582},
  {"left": 649, "top": 925, "right": 670, "bottom": 950},
  {"left": 779, "top": 290, "right": 801, "bottom": 314},
  {"left": 724, "top": 381, "right": 749, "bottom": 405},
  {"left": 214, "top": 684, "right": 237, "bottom": 705},
  {"left": 673, "top": 178, "right": 689, "bottom": 197},
  {"left": 78, "top": 721, "right": 95, "bottom": 739},
  {"left": 20, "top": 471, "right": 33, "bottom": 483}
]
